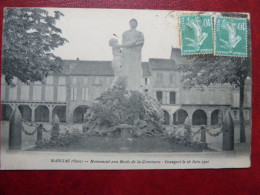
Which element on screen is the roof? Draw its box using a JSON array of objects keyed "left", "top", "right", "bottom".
[
  {"left": 61, "top": 60, "right": 151, "bottom": 76},
  {"left": 62, "top": 60, "right": 114, "bottom": 76},
  {"left": 149, "top": 58, "right": 178, "bottom": 71},
  {"left": 170, "top": 47, "right": 190, "bottom": 65}
]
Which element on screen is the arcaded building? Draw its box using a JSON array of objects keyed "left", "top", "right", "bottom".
[{"left": 1, "top": 48, "right": 251, "bottom": 131}]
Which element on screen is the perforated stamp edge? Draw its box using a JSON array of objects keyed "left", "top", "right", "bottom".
[{"left": 179, "top": 14, "right": 214, "bottom": 56}]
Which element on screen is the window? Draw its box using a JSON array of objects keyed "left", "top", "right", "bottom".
[
  {"left": 59, "top": 76, "right": 66, "bottom": 85},
  {"left": 20, "top": 85, "right": 30, "bottom": 100},
  {"left": 33, "top": 86, "right": 42, "bottom": 101},
  {"left": 9, "top": 86, "right": 18, "bottom": 100},
  {"left": 156, "top": 91, "right": 162, "bottom": 104},
  {"left": 233, "top": 110, "right": 238, "bottom": 120},
  {"left": 244, "top": 110, "right": 250, "bottom": 120},
  {"left": 46, "top": 76, "right": 53, "bottom": 85},
  {"left": 169, "top": 73, "right": 174, "bottom": 83},
  {"left": 145, "top": 89, "right": 148, "bottom": 93},
  {"left": 94, "top": 77, "right": 100, "bottom": 85},
  {"left": 45, "top": 86, "right": 53, "bottom": 101},
  {"left": 82, "top": 88, "right": 88, "bottom": 101},
  {"left": 162, "top": 91, "right": 169, "bottom": 104},
  {"left": 99, "top": 77, "right": 105, "bottom": 85},
  {"left": 105, "top": 77, "right": 111, "bottom": 86},
  {"left": 170, "top": 91, "right": 176, "bottom": 104},
  {"left": 156, "top": 73, "right": 163, "bottom": 84},
  {"left": 93, "top": 88, "right": 101, "bottom": 99},
  {"left": 71, "top": 87, "right": 77, "bottom": 101},
  {"left": 72, "top": 77, "right": 77, "bottom": 85},
  {"left": 145, "top": 78, "right": 148, "bottom": 85},
  {"left": 57, "top": 86, "right": 66, "bottom": 101},
  {"left": 83, "top": 77, "right": 88, "bottom": 86}
]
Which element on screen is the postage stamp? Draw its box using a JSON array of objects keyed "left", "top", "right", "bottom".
[
  {"left": 180, "top": 15, "right": 213, "bottom": 55},
  {"left": 215, "top": 17, "right": 247, "bottom": 57}
]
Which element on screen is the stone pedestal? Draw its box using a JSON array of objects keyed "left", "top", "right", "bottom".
[
  {"left": 9, "top": 108, "right": 22, "bottom": 150},
  {"left": 222, "top": 111, "right": 234, "bottom": 151}
]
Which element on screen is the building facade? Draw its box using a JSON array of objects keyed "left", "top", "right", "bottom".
[{"left": 1, "top": 48, "right": 251, "bottom": 130}]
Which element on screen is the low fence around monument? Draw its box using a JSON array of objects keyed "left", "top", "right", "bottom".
[
  {"left": 7, "top": 107, "right": 235, "bottom": 151},
  {"left": 7, "top": 108, "right": 83, "bottom": 150}
]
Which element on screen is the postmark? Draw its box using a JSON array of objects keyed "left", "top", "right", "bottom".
[
  {"left": 215, "top": 17, "right": 247, "bottom": 57},
  {"left": 180, "top": 15, "right": 213, "bottom": 55}
]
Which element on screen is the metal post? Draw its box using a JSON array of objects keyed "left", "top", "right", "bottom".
[
  {"left": 36, "top": 124, "right": 43, "bottom": 145},
  {"left": 200, "top": 126, "right": 206, "bottom": 143},
  {"left": 184, "top": 116, "right": 192, "bottom": 142},
  {"left": 51, "top": 114, "right": 60, "bottom": 141}
]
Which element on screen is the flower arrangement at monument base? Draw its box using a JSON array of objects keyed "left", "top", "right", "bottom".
[{"left": 82, "top": 84, "right": 165, "bottom": 137}]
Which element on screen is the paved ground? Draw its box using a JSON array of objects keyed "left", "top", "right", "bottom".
[
  {"left": 32, "top": 134, "right": 214, "bottom": 153},
  {"left": 1, "top": 121, "right": 251, "bottom": 153}
]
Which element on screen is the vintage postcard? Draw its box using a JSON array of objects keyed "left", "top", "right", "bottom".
[{"left": 0, "top": 8, "right": 251, "bottom": 170}]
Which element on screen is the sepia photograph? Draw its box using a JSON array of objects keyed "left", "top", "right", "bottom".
[{"left": 0, "top": 8, "right": 252, "bottom": 170}]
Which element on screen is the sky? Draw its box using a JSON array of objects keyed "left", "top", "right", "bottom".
[{"left": 46, "top": 8, "right": 181, "bottom": 62}]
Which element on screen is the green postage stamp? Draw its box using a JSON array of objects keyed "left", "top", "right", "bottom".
[
  {"left": 215, "top": 17, "right": 247, "bottom": 57},
  {"left": 180, "top": 15, "right": 213, "bottom": 55}
]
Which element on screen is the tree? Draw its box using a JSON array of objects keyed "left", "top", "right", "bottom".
[
  {"left": 179, "top": 55, "right": 250, "bottom": 142},
  {"left": 2, "top": 8, "right": 68, "bottom": 85}
]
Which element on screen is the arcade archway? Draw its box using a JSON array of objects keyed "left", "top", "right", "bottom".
[
  {"left": 73, "top": 105, "right": 88, "bottom": 123},
  {"left": 35, "top": 105, "right": 49, "bottom": 122},
  {"left": 173, "top": 109, "right": 188, "bottom": 125},
  {"left": 211, "top": 109, "right": 223, "bottom": 125},
  {"left": 18, "top": 105, "right": 32, "bottom": 121},
  {"left": 1, "top": 104, "right": 13, "bottom": 121},
  {"left": 192, "top": 109, "right": 207, "bottom": 125},
  {"left": 163, "top": 110, "right": 170, "bottom": 125},
  {"left": 53, "top": 106, "right": 66, "bottom": 122}
]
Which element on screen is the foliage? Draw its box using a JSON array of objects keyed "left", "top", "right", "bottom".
[
  {"left": 2, "top": 8, "right": 68, "bottom": 85},
  {"left": 166, "top": 133, "right": 208, "bottom": 150},
  {"left": 164, "top": 126, "right": 208, "bottom": 150},
  {"left": 50, "top": 122, "right": 60, "bottom": 141},
  {"left": 179, "top": 56, "right": 249, "bottom": 89},
  {"left": 37, "top": 130, "right": 83, "bottom": 148},
  {"left": 83, "top": 86, "right": 165, "bottom": 134}
]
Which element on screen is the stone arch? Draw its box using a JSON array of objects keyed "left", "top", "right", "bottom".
[
  {"left": 163, "top": 110, "right": 170, "bottom": 125},
  {"left": 1, "top": 104, "right": 13, "bottom": 121},
  {"left": 173, "top": 109, "right": 188, "bottom": 125},
  {"left": 18, "top": 105, "right": 32, "bottom": 121},
  {"left": 35, "top": 105, "right": 49, "bottom": 122},
  {"left": 192, "top": 109, "right": 207, "bottom": 125},
  {"left": 53, "top": 105, "right": 66, "bottom": 122},
  {"left": 73, "top": 105, "right": 89, "bottom": 123},
  {"left": 211, "top": 109, "right": 223, "bottom": 125}
]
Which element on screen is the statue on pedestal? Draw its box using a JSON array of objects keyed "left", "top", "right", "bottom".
[{"left": 109, "top": 18, "right": 144, "bottom": 92}]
